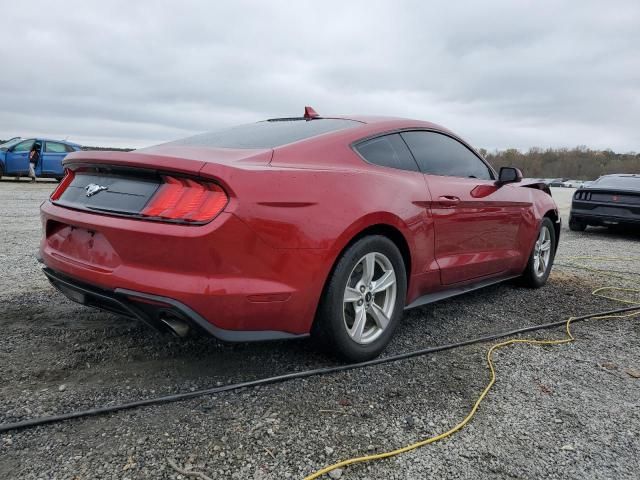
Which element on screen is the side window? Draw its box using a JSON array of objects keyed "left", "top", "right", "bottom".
[
  {"left": 65, "top": 144, "right": 76, "bottom": 152},
  {"left": 12, "top": 140, "right": 35, "bottom": 152},
  {"left": 45, "top": 142, "right": 68, "bottom": 153},
  {"left": 354, "top": 133, "right": 419, "bottom": 172},
  {"left": 401, "top": 131, "right": 493, "bottom": 180}
]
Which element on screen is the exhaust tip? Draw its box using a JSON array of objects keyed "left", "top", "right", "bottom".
[{"left": 159, "top": 314, "right": 190, "bottom": 337}]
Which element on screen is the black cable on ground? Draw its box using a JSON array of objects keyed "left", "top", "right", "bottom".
[{"left": 2, "top": 304, "right": 639, "bottom": 434}]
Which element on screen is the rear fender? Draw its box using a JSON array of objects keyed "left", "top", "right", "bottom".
[
  {"left": 329, "top": 212, "right": 416, "bottom": 272},
  {"left": 516, "top": 187, "right": 560, "bottom": 271}
]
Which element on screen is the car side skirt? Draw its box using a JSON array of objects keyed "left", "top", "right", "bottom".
[{"left": 405, "top": 273, "right": 520, "bottom": 310}]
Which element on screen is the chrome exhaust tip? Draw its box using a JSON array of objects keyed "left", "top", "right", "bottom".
[{"left": 159, "top": 315, "right": 190, "bottom": 337}]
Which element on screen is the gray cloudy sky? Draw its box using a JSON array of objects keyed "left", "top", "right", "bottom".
[{"left": 2, "top": 0, "right": 639, "bottom": 151}]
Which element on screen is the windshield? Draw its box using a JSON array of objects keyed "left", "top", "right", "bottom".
[{"left": 0, "top": 138, "right": 23, "bottom": 150}]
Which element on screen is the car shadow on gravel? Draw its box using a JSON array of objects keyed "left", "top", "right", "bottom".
[
  {"left": 576, "top": 225, "right": 640, "bottom": 241},
  {"left": 0, "top": 270, "right": 619, "bottom": 425}
]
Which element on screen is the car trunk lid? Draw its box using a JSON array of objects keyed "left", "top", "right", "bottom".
[{"left": 53, "top": 147, "right": 272, "bottom": 221}]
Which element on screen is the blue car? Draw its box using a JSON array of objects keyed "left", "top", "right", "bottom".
[
  {"left": 0, "top": 137, "right": 82, "bottom": 180},
  {"left": 0, "top": 137, "right": 21, "bottom": 145}
]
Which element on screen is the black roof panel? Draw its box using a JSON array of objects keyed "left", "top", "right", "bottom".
[{"left": 159, "top": 118, "right": 361, "bottom": 150}]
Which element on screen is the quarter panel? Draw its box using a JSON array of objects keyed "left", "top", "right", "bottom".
[
  {"left": 226, "top": 147, "right": 439, "bottom": 306},
  {"left": 229, "top": 159, "right": 430, "bottom": 249}
]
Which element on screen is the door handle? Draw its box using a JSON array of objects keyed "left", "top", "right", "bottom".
[{"left": 437, "top": 195, "right": 460, "bottom": 207}]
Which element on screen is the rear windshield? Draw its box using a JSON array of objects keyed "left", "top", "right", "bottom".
[
  {"left": 160, "top": 118, "right": 361, "bottom": 149},
  {"left": 593, "top": 175, "right": 640, "bottom": 190}
]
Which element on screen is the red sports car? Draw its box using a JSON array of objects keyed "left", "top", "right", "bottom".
[{"left": 39, "top": 108, "right": 560, "bottom": 361}]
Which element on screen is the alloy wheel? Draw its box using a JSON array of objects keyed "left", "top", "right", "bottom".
[
  {"left": 342, "top": 252, "right": 397, "bottom": 345},
  {"left": 533, "top": 225, "right": 552, "bottom": 277}
]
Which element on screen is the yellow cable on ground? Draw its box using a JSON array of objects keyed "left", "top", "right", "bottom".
[{"left": 304, "top": 257, "right": 640, "bottom": 480}]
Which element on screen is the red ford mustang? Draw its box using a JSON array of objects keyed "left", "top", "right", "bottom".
[{"left": 39, "top": 108, "right": 560, "bottom": 361}]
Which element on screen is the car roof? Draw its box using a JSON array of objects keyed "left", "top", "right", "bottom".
[
  {"left": 21, "top": 138, "right": 82, "bottom": 147},
  {"left": 314, "top": 115, "right": 466, "bottom": 149},
  {"left": 154, "top": 115, "right": 457, "bottom": 152},
  {"left": 272, "top": 115, "right": 458, "bottom": 143},
  {"left": 308, "top": 114, "right": 452, "bottom": 133}
]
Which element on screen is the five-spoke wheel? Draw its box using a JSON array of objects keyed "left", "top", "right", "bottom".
[
  {"left": 532, "top": 225, "right": 552, "bottom": 277},
  {"left": 343, "top": 252, "right": 397, "bottom": 345},
  {"left": 314, "top": 235, "right": 406, "bottom": 362},
  {"left": 521, "top": 217, "right": 556, "bottom": 287}
]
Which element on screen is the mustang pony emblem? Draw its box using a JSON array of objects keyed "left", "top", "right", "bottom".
[{"left": 85, "top": 183, "right": 109, "bottom": 197}]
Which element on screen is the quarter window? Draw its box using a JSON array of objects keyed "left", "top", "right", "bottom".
[
  {"left": 401, "top": 131, "right": 493, "bottom": 180},
  {"left": 354, "top": 133, "right": 419, "bottom": 172}
]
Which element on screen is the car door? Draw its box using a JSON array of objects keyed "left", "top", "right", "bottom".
[
  {"left": 5, "top": 139, "right": 34, "bottom": 174},
  {"left": 41, "top": 141, "right": 69, "bottom": 176},
  {"left": 401, "top": 130, "right": 529, "bottom": 285}
]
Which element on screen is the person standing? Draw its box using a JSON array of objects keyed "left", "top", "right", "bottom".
[{"left": 28, "top": 144, "right": 40, "bottom": 182}]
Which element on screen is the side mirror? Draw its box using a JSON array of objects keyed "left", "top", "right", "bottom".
[{"left": 496, "top": 167, "right": 523, "bottom": 186}]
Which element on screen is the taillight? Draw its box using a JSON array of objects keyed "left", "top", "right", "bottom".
[
  {"left": 50, "top": 169, "right": 75, "bottom": 201},
  {"left": 141, "top": 175, "right": 228, "bottom": 223}
]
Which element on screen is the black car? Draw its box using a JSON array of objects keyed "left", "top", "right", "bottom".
[{"left": 569, "top": 174, "right": 640, "bottom": 231}]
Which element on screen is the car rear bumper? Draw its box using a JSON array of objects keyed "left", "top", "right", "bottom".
[
  {"left": 39, "top": 201, "right": 330, "bottom": 337},
  {"left": 42, "top": 267, "right": 307, "bottom": 342},
  {"left": 571, "top": 201, "right": 640, "bottom": 225}
]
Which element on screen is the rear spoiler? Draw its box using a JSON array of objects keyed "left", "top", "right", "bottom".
[{"left": 63, "top": 147, "right": 273, "bottom": 177}]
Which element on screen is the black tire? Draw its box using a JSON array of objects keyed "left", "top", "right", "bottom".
[
  {"left": 521, "top": 217, "right": 556, "bottom": 288},
  {"left": 569, "top": 216, "right": 587, "bottom": 232},
  {"left": 313, "top": 235, "right": 407, "bottom": 362}
]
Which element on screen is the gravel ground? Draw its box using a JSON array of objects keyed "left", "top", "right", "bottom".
[{"left": 1, "top": 181, "right": 639, "bottom": 479}]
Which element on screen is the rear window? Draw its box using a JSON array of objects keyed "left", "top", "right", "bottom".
[{"left": 160, "top": 118, "right": 361, "bottom": 149}]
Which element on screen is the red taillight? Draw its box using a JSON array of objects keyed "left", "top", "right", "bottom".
[
  {"left": 141, "top": 176, "right": 228, "bottom": 223},
  {"left": 140, "top": 176, "right": 183, "bottom": 217},
  {"left": 50, "top": 169, "right": 75, "bottom": 201}
]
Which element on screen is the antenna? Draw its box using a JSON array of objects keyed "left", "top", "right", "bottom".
[{"left": 303, "top": 106, "right": 319, "bottom": 119}]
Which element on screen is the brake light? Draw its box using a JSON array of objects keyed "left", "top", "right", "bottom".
[
  {"left": 141, "top": 176, "right": 228, "bottom": 223},
  {"left": 50, "top": 169, "right": 75, "bottom": 201}
]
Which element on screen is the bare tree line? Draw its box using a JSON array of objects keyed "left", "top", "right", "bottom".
[{"left": 480, "top": 146, "right": 640, "bottom": 180}]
